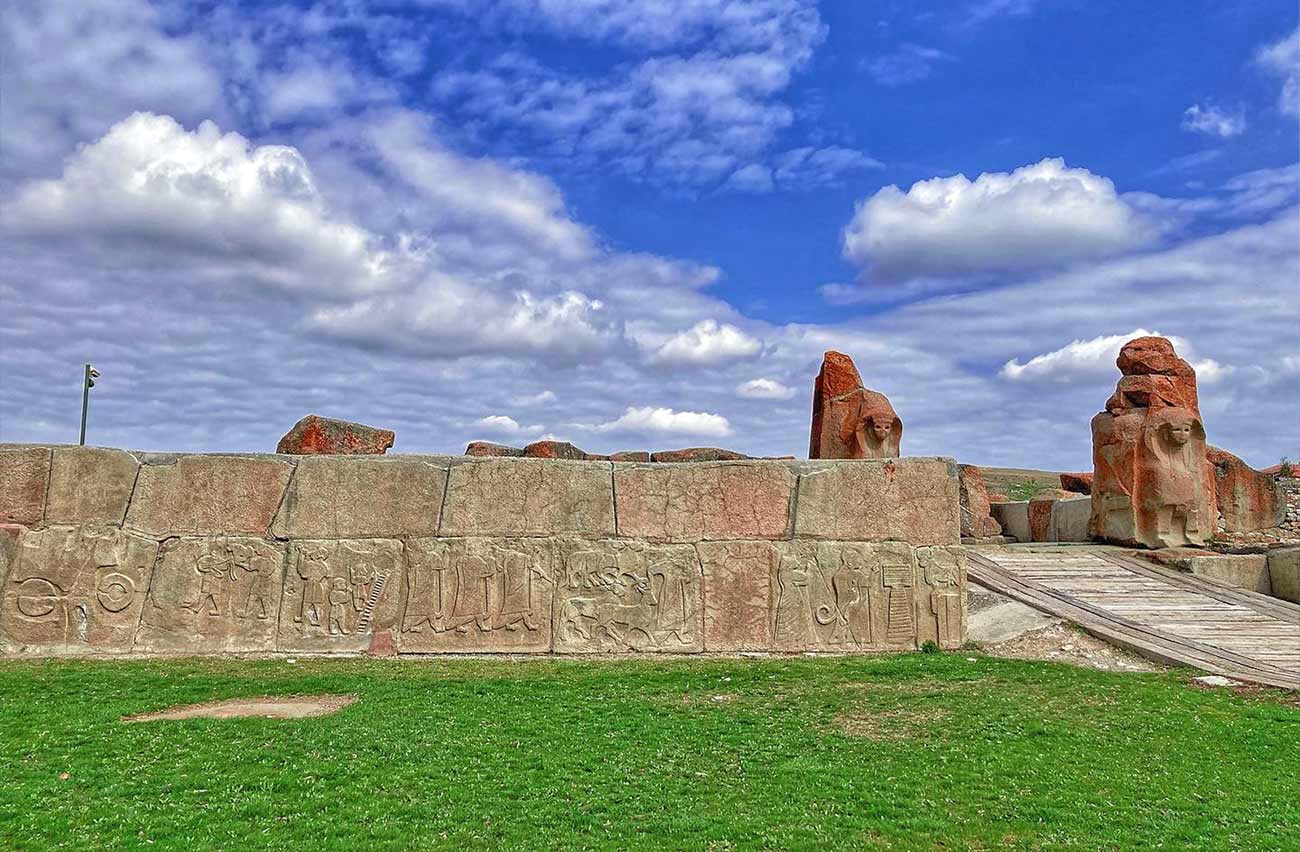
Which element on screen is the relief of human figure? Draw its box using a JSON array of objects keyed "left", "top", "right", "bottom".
[
  {"left": 327, "top": 575, "right": 351, "bottom": 635},
  {"left": 189, "top": 549, "right": 231, "bottom": 617},
  {"left": 294, "top": 546, "right": 331, "bottom": 629},
  {"left": 1139, "top": 407, "right": 1210, "bottom": 547},
  {"left": 774, "top": 553, "right": 815, "bottom": 647}
]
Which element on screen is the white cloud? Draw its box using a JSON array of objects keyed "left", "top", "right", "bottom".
[
  {"left": 842, "top": 158, "right": 1164, "bottom": 282},
  {"left": 867, "top": 44, "right": 953, "bottom": 86},
  {"left": 653, "top": 320, "right": 762, "bottom": 364},
  {"left": 1000, "top": 328, "right": 1165, "bottom": 382},
  {"left": 1256, "top": 25, "right": 1300, "bottom": 118},
  {"left": 592, "top": 406, "right": 733, "bottom": 437},
  {"left": 475, "top": 415, "right": 543, "bottom": 436},
  {"left": 1181, "top": 104, "right": 1246, "bottom": 138},
  {"left": 736, "top": 378, "right": 797, "bottom": 400}
]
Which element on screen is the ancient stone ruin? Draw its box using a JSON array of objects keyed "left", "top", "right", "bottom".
[
  {"left": 809, "top": 350, "right": 902, "bottom": 460},
  {"left": 1090, "top": 336, "right": 1216, "bottom": 548},
  {"left": 277, "top": 414, "right": 395, "bottom": 455},
  {"left": 0, "top": 445, "right": 965, "bottom": 657}
]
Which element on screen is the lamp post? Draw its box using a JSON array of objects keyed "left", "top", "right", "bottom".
[{"left": 79, "top": 364, "right": 100, "bottom": 446}]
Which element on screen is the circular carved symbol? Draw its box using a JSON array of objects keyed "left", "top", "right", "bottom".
[
  {"left": 15, "top": 578, "right": 59, "bottom": 619},
  {"left": 96, "top": 573, "right": 135, "bottom": 613}
]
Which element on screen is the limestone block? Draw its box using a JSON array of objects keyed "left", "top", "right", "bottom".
[
  {"left": 614, "top": 461, "right": 794, "bottom": 542},
  {"left": 772, "top": 541, "right": 923, "bottom": 652},
  {"left": 793, "top": 459, "right": 958, "bottom": 545},
  {"left": 1268, "top": 547, "right": 1300, "bottom": 604},
  {"left": 697, "top": 540, "right": 776, "bottom": 651},
  {"left": 126, "top": 455, "right": 293, "bottom": 536},
  {"left": 272, "top": 456, "right": 447, "bottom": 539},
  {"left": 915, "top": 546, "right": 967, "bottom": 650},
  {"left": 399, "top": 538, "right": 555, "bottom": 653},
  {"left": 1050, "top": 496, "right": 1092, "bottom": 542},
  {"left": 441, "top": 459, "right": 615, "bottom": 537},
  {"left": 991, "top": 501, "right": 1031, "bottom": 543},
  {"left": 135, "top": 537, "right": 285, "bottom": 653},
  {"left": 0, "top": 446, "right": 50, "bottom": 526},
  {"left": 45, "top": 447, "right": 139, "bottom": 525},
  {"left": 553, "top": 539, "right": 702, "bottom": 653},
  {"left": 278, "top": 539, "right": 405, "bottom": 653},
  {"left": 0, "top": 525, "right": 157, "bottom": 652},
  {"left": 1186, "top": 554, "right": 1271, "bottom": 595}
]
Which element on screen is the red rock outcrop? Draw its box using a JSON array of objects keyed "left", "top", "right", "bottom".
[
  {"left": 808, "top": 350, "right": 902, "bottom": 459},
  {"left": 650, "top": 447, "right": 750, "bottom": 463},
  {"left": 1207, "top": 446, "right": 1284, "bottom": 532},
  {"left": 465, "top": 441, "right": 524, "bottom": 457},
  {"left": 1090, "top": 336, "right": 1216, "bottom": 548},
  {"left": 276, "top": 415, "right": 394, "bottom": 455},
  {"left": 958, "top": 465, "right": 1002, "bottom": 539},
  {"left": 1059, "top": 472, "right": 1093, "bottom": 494},
  {"left": 523, "top": 440, "right": 589, "bottom": 461}
]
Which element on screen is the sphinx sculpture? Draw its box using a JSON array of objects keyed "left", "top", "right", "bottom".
[
  {"left": 809, "top": 350, "right": 902, "bottom": 459},
  {"left": 1090, "top": 336, "right": 1216, "bottom": 548}
]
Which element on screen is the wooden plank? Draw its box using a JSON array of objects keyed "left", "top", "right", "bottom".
[{"left": 1097, "top": 553, "right": 1300, "bottom": 624}]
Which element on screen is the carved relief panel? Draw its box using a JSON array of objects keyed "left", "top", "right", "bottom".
[
  {"left": 553, "top": 540, "right": 703, "bottom": 653},
  {"left": 278, "top": 539, "right": 404, "bottom": 652},
  {"left": 136, "top": 537, "right": 286, "bottom": 652},
  {"left": 914, "top": 546, "right": 967, "bottom": 650},
  {"left": 0, "top": 525, "right": 158, "bottom": 651},
  {"left": 400, "top": 538, "right": 555, "bottom": 653}
]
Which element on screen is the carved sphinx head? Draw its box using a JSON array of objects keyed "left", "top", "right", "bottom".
[{"left": 869, "top": 417, "right": 893, "bottom": 444}]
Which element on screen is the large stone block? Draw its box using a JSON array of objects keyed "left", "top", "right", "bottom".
[
  {"left": 441, "top": 459, "right": 615, "bottom": 537},
  {"left": 772, "top": 541, "right": 957, "bottom": 651},
  {"left": 278, "top": 539, "right": 405, "bottom": 653},
  {"left": 697, "top": 540, "right": 775, "bottom": 651},
  {"left": 45, "top": 447, "right": 139, "bottom": 525},
  {"left": 272, "top": 456, "right": 447, "bottom": 539},
  {"left": 793, "top": 459, "right": 958, "bottom": 545},
  {"left": 614, "top": 462, "right": 794, "bottom": 542},
  {"left": 276, "top": 414, "right": 394, "bottom": 455},
  {"left": 553, "top": 539, "right": 702, "bottom": 653},
  {"left": 135, "top": 537, "right": 285, "bottom": 653},
  {"left": 399, "top": 538, "right": 555, "bottom": 653},
  {"left": 126, "top": 455, "right": 293, "bottom": 536},
  {"left": 1268, "top": 547, "right": 1300, "bottom": 604},
  {"left": 991, "top": 501, "right": 1031, "bottom": 543},
  {"left": 0, "top": 525, "right": 157, "bottom": 652},
  {"left": 0, "top": 446, "right": 50, "bottom": 526},
  {"left": 1050, "top": 496, "right": 1092, "bottom": 542}
]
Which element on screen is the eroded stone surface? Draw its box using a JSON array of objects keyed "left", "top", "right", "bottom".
[
  {"left": 915, "top": 546, "right": 967, "bottom": 649},
  {"left": 0, "top": 447, "right": 50, "bottom": 526},
  {"left": 0, "top": 525, "right": 157, "bottom": 651},
  {"left": 441, "top": 459, "right": 615, "bottom": 537},
  {"left": 1208, "top": 446, "right": 1284, "bottom": 533},
  {"left": 46, "top": 447, "right": 139, "bottom": 525},
  {"left": 400, "top": 537, "right": 554, "bottom": 653},
  {"left": 809, "top": 351, "right": 902, "bottom": 460},
  {"left": 272, "top": 456, "right": 446, "bottom": 539},
  {"left": 465, "top": 442, "right": 524, "bottom": 457},
  {"left": 276, "top": 415, "right": 394, "bottom": 455},
  {"left": 278, "top": 539, "right": 404, "bottom": 653},
  {"left": 614, "top": 462, "right": 794, "bottom": 542},
  {"left": 136, "top": 537, "right": 285, "bottom": 653},
  {"left": 1269, "top": 546, "right": 1300, "bottom": 603},
  {"left": 697, "top": 540, "right": 774, "bottom": 651},
  {"left": 958, "top": 464, "right": 1001, "bottom": 539},
  {"left": 649, "top": 448, "right": 750, "bottom": 463},
  {"left": 126, "top": 456, "right": 293, "bottom": 536},
  {"left": 523, "top": 440, "right": 589, "bottom": 460},
  {"left": 1059, "top": 472, "right": 1093, "bottom": 495},
  {"left": 553, "top": 539, "right": 702, "bottom": 652},
  {"left": 794, "top": 459, "right": 959, "bottom": 545}
]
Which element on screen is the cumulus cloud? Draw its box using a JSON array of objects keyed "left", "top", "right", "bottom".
[
  {"left": 842, "top": 158, "right": 1164, "bottom": 282},
  {"left": 652, "top": 320, "right": 763, "bottom": 365},
  {"left": 867, "top": 44, "right": 953, "bottom": 86},
  {"left": 1256, "top": 25, "right": 1300, "bottom": 117},
  {"left": 592, "top": 406, "right": 733, "bottom": 437},
  {"left": 475, "top": 415, "right": 543, "bottom": 436},
  {"left": 1001, "top": 328, "right": 1236, "bottom": 385},
  {"left": 736, "top": 378, "right": 797, "bottom": 400},
  {"left": 1181, "top": 104, "right": 1246, "bottom": 138}
]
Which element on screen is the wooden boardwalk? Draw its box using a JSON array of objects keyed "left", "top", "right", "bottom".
[{"left": 967, "top": 546, "right": 1300, "bottom": 690}]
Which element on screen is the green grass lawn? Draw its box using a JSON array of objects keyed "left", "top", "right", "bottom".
[{"left": 1, "top": 654, "right": 1297, "bottom": 851}]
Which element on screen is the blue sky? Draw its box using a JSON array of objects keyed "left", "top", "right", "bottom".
[{"left": 2, "top": 0, "right": 1297, "bottom": 469}]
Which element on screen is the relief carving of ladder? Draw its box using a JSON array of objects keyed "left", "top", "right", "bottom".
[{"left": 355, "top": 572, "right": 388, "bottom": 633}]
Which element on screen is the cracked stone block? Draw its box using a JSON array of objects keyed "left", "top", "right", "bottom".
[
  {"left": 0, "top": 447, "right": 51, "bottom": 526},
  {"left": 125, "top": 455, "right": 294, "bottom": 536},
  {"left": 794, "top": 458, "right": 959, "bottom": 545},
  {"left": 614, "top": 461, "right": 795, "bottom": 542},
  {"left": 441, "top": 458, "right": 615, "bottom": 537},
  {"left": 45, "top": 447, "right": 139, "bottom": 525},
  {"left": 272, "top": 456, "right": 447, "bottom": 539},
  {"left": 697, "top": 540, "right": 775, "bottom": 651}
]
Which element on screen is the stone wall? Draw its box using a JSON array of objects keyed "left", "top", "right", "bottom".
[{"left": 0, "top": 446, "right": 963, "bottom": 657}]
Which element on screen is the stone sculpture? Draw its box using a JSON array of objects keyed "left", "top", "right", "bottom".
[
  {"left": 809, "top": 350, "right": 902, "bottom": 459},
  {"left": 1207, "top": 447, "right": 1285, "bottom": 533},
  {"left": 276, "top": 414, "right": 395, "bottom": 455},
  {"left": 1090, "top": 336, "right": 1216, "bottom": 548}
]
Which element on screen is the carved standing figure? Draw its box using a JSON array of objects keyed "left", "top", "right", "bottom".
[
  {"left": 1139, "top": 407, "right": 1211, "bottom": 547},
  {"left": 809, "top": 350, "right": 903, "bottom": 459}
]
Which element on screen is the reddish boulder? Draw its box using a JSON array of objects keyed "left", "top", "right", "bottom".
[
  {"left": 465, "top": 441, "right": 524, "bottom": 457},
  {"left": 1060, "top": 472, "right": 1093, "bottom": 495},
  {"left": 958, "top": 464, "right": 1002, "bottom": 539},
  {"left": 1029, "top": 489, "right": 1082, "bottom": 542},
  {"left": 987, "top": 492, "right": 1010, "bottom": 503},
  {"left": 808, "top": 350, "right": 902, "bottom": 459},
  {"left": 1262, "top": 459, "right": 1298, "bottom": 477},
  {"left": 650, "top": 447, "right": 751, "bottom": 463},
  {"left": 1089, "top": 336, "right": 1216, "bottom": 549},
  {"left": 523, "top": 440, "right": 589, "bottom": 460},
  {"left": 276, "top": 415, "right": 394, "bottom": 455},
  {"left": 1207, "top": 446, "right": 1284, "bottom": 532},
  {"left": 610, "top": 451, "right": 651, "bottom": 462}
]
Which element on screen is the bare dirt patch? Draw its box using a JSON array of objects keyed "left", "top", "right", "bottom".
[
  {"left": 834, "top": 707, "right": 951, "bottom": 740},
  {"left": 979, "top": 623, "right": 1164, "bottom": 673},
  {"left": 124, "top": 694, "right": 356, "bottom": 722}
]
